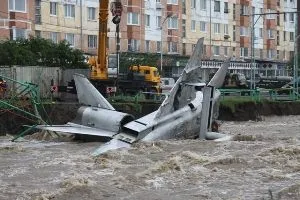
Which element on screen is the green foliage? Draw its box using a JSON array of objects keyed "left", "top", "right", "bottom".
[
  {"left": 0, "top": 37, "right": 88, "bottom": 68},
  {"left": 119, "top": 52, "right": 189, "bottom": 73},
  {"left": 220, "top": 97, "right": 256, "bottom": 113}
]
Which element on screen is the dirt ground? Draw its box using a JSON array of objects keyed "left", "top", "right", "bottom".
[{"left": 0, "top": 115, "right": 300, "bottom": 200}]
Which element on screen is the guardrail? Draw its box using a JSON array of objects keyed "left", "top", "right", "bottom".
[{"left": 219, "top": 89, "right": 261, "bottom": 102}]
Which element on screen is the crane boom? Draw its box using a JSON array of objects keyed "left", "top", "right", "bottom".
[{"left": 90, "top": 0, "right": 109, "bottom": 80}]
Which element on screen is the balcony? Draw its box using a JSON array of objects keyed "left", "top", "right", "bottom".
[
  {"left": 267, "top": 39, "right": 276, "bottom": 49},
  {"left": 240, "top": 16, "right": 249, "bottom": 27},
  {"left": 240, "top": 0, "right": 250, "bottom": 6},
  {"left": 240, "top": 36, "right": 250, "bottom": 47},
  {"left": 266, "top": 19, "right": 276, "bottom": 29},
  {"left": 266, "top": 0, "right": 277, "bottom": 9}
]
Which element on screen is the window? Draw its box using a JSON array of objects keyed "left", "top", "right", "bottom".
[
  {"left": 240, "top": 26, "right": 248, "bottom": 36},
  {"left": 224, "top": 2, "right": 229, "bottom": 13},
  {"left": 214, "top": 23, "right": 220, "bottom": 33},
  {"left": 277, "top": 50, "right": 280, "bottom": 59},
  {"left": 88, "top": 7, "right": 96, "bottom": 20},
  {"left": 260, "top": 49, "right": 263, "bottom": 58},
  {"left": 224, "top": 46, "right": 228, "bottom": 56},
  {"left": 259, "top": 28, "right": 263, "bottom": 38},
  {"left": 50, "top": 2, "right": 57, "bottom": 15},
  {"left": 233, "top": 4, "right": 236, "bottom": 20},
  {"left": 290, "top": 32, "right": 294, "bottom": 41},
  {"left": 182, "top": 19, "right": 186, "bottom": 37},
  {"left": 145, "top": 14, "right": 150, "bottom": 27},
  {"left": 284, "top": 31, "right": 286, "bottom": 41},
  {"left": 191, "top": 20, "right": 196, "bottom": 31},
  {"left": 200, "top": 21, "right": 206, "bottom": 32},
  {"left": 240, "top": 47, "right": 248, "bottom": 57},
  {"left": 145, "top": 40, "right": 150, "bottom": 52},
  {"left": 191, "top": 0, "right": 196, "bottom": 8},
  {"left": 277, "top": 12, "right": 280, "bottom": 26},
  {"left": 277, "top": 31, "right": 280, "bottom": 45},
  {"left": 13, "top": 28, "right": 27, "bottom": 40},
  {"left": 128, "top": 39, "right": 140, "bottom": 51},
  {"left": 200, "top": 0, "right": 206, "bottom": 10},
  {"left": 233, "top": 25, "right": 236, "bottom": 41},
  {"left": 127, "top": 12, "right": 139, "bottom": 25},
  {"left": 168, "top": 42, "right": 177, "bottom": 53},
  {"left": 9, "top": 0, "right": 26, "bottom": 12},
  {"left": 168, "top": 17, "right": 178, "bottom": 29},
  {"left": 182, "top": 0, "right": 186, "bottom": 13},
  {"left": 214, "top": 46, "right": 220, "bottom": 56},
  {"left": 277, "top": 0, "right": 280, "bottom": 6},
  {"left": 290, "top": 13, "right": 294, "bottom": 22},
  {"left": 50, "top": 32, "right": 58, "bottom": 43},
  {"left": 157, "top": 41, "right": 161, "bottom": 52},
  {"left": 64, "top": 4, "right": 75, "bottom": 18},
  {"left": 167, "top": 0, "right": 178, "bottom": 4},
  {"left": 35, "top": 30, "right": 41, "bottom": 38},
  {"left": 267, "top": 29, "right": 274, "bottom": 39},
  {"left": 240, "top": 5, "right": 248, "bottom": 15},
  {"left": 214, "top": 1, "right": 220, "bottom": 12},
  {"left": 156, "top": 16, "right": 161, "bottom": 27},
  {"left": 224, "top": 24, "right": 229, "bottom": 35},
  {"left": 267, "top": 50, "right": 274, "bottom": 59},
  {"left": 65, "top": 33, "right": 75, "bottom": 46},
  {"left": 284, "top": 13, "right": 287, "bottom": 22},
  {"left": 88, "top": 35, "right": 97, "bottom": 48},
  {"left": 35, "top": 1, "right": 41, "bottom": 24},
  {"left": 290, "top": 51, "right": 294, "bottom": 59}
]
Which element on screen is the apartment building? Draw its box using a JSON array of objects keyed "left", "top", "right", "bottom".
[
  {"left": 0, "top": 0, "right": 297, "bottom": 64},
  {"left": 0, "top": 0, "right": 35, "bottom": 40}
]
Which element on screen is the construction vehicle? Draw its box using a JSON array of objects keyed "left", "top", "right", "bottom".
[
  {"left": 209, "top": 72, "right": 249, "bottom": 89},
  {"left": 87, "top": 0, "right": 161, "bottom": 96}
]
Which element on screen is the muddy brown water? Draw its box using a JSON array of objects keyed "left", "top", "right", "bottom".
[{"left": 0, "top": 115, "right": 300, "bottom": 200}]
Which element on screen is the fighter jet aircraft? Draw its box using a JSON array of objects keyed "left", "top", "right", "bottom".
[{"left": 35, "top": 38, "right": 230, "bottom": 155}]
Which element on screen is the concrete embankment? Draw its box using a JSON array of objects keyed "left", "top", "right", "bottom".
[{"left": 1, "top": 101, "right": 300, "bottom": 135}]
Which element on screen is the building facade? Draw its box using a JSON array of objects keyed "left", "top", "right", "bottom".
[
  {"left": 0, "top": 0, "right": 297, "bottom": 64},
  {"left": 0, "top": 0, "right": 35, "bottom": 40}
]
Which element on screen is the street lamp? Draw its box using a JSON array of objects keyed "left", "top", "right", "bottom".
[{"left": 160, "top": 13, "right": 174, "bottom": 76}]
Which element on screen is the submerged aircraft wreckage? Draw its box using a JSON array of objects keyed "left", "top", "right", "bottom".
[{"left": 35, "top": 38, "right": 231, "bottom": 155}]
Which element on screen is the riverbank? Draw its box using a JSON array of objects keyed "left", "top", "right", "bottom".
[{"left": 1, "top": 99, "right": 300, "bottom": 135}]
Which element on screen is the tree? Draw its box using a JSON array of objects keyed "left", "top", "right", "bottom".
[{"left": 0, "top": 37, "right": 88, "bottom": 68}]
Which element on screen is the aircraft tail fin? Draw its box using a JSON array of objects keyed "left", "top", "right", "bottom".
[
  {"left": 207, "top": 58, "right": 231, "bottom": 88},
  {"left": 73, "top": 74, "right": 115, "bottom": 110}
]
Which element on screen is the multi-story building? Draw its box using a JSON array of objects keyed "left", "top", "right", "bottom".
[
  {"left": 0, "top": 0, "right": 35, "bottom": 40},
  {"left": 0, "top": 0, "right": 297, "bottom": 67}
]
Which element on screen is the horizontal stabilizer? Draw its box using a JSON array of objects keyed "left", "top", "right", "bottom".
[
  {"left": 35, "top": 122, "right": 116, "bottom": 138},
  {"left": 92, "top": 139, "right": 131, "bottom": 156}
]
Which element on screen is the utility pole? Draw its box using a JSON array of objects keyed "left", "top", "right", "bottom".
[{"left": 249, "top": 11, "right": 300, "bottom": 90}]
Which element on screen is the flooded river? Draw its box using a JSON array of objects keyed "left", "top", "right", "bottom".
[{"left": 1, "top": 115, "right": 300, "bottom": 200}]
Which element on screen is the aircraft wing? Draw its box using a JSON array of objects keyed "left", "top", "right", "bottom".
[
  {"left": 73, "top": 73, "right": 115, "bottom": 110},
  {"left": 35, "top": 122, "right": 116, "bottom": 138}
]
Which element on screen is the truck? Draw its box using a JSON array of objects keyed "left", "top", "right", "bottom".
[{"left": 87, "top": 0, "right": 161, "bottom": 96}]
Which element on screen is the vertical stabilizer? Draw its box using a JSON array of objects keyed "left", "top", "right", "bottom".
[
  {"left": 154, "top": 38, "right": 204, "bottom": 119},
  {"left": 73, "top": 74, "right": 115, "bottom": 110},
  {"left": 207, "top": 58, "right": 231, "bottom": 88}
]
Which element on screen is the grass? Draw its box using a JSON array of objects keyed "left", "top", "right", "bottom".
[{"left": 220, "top": 96, "right": 256, "bottom": 113}]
